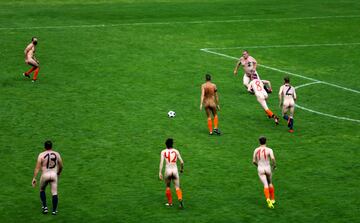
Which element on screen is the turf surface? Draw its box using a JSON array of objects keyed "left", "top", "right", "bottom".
[{"left": 0, "top": 0, "right": 359, "bottom": 222}]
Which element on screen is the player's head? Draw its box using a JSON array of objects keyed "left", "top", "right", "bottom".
[
  {"left": 205, "top": 73, "right": 211, "bottom": 81},
  {"left": 32, "top": 37, "right": 38, "bottom": 45},
  {"left": 284, "top": 76, "right": 290, "bottom": 83},
  {"left": 44, "top": 140, "right": 52, "bottom": 150},
  {"left": 242, "top": 50, "right": 249, "bottom": 58},
  {"left": 259, "top": 136, "right": 266, "bottom": 145},
  {"left": 165, "top": 138, "right": 173, "bottom": 149}
]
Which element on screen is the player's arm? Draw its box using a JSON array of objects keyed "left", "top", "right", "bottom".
[
  {"left": 293, "top": 88, "right": 297, "bottom": 101},
  {"left": 159, "top": 151, "right": 164, "bottom": 180},
  {"left": 262, "top": 80, "right": 271, "bottom": 89},
  {"left": 176, "top": 151, "right": 184, "bottom": 173},
  {"left": 57, "top": 154, "right": 63, "bottom": 176},
  {"left": 278, "top": 86, "right": 283, "bottom": 108},
  {"left": 247, "top": 81, "right": 253, "bottom": 93},
  {"left": 214, "top": 85, "right": 220, "bottom": 110},
  {"left": 24, "top": 44, "right": 31, "bottom": 57},
  {"left": 233, "top": 59, "right": 242, "bottom": 76},
  {"left": 251, "top": 60, "right": 257, "bottom": 74},
  {"left": 32, "top": 155, "right": 41, "bottom": 187},
  {"left": 252, "top": 150, "right": 258, "bottom": 167},
  {"left": 200, "top": 85, "right": 205, "bottom": 110},
  {"left": 270, "top": 149, "right": 276, "bottom": 170}
]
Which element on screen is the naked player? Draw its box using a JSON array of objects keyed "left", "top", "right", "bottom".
[
  {"left": 23, "top": 37, "right": 40, "bottom": 82},
  {"left": 233, "top": 50, "right": 260, "bottom": 89},
  {"left": 252, "top": 136, "right": 276, "bottom": 209},
  {"left": 248, "top": 75, "right": 279, "bottom": 125},
  {"left": 159, "top": 138, "right": 184, "bottom": 208},
  {"left": 32, "top": 140, "right": 63, "bottom": 215},
  {"left": 279, "top": 77, "right": 297, "bottom": 132},
  {"left": 200, "top": 73, "right": 221, "bottom": 135}
]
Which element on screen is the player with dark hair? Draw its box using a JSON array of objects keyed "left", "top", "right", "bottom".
[
  {"left": 252, "top": 136, "right": 276, "bottom": 209},
  {"left": 279, "top": 77, "right": 297, "bottom": 132},
  {"left": 32, "top": 140, "right": 63, "bottom": 215},
  {"left": 200, "top": 73, "right": 221, "bottom": 135},
  {"left": 23, "top": 37, "right": 40, "bottom": 82},
  {"left": 159, "top": 138, "right": 184, "bottom": 208}
]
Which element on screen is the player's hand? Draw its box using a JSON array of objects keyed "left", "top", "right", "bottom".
[
  {"left": 272, "top": 165, "right": 277, "bottom": 170},
  {"left": 159, "top": 173, "right": 163, "bottom": 181},
  {"left": 180, "top": 169, "right": 184, "bottom": 174},
  {"left": 32, "top": 178, "right": 36, "bottom": 188}
]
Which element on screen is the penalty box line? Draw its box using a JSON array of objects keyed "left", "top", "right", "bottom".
[{"left": 200, "top": 48, "right": 360, "bottom": 123}]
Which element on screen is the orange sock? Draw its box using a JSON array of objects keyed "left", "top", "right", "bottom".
[
  {"left": 25, "top": 66, "right": 36, "bottom": 75},
  {"left": 265, "top": 109, "right": 274, "bottom": 118},
  {"left": 207, "top": 118, "right": 212, "bottom": 133},
  {"left": 269, "top": 185, "right": 275, "bottom": 200},
  {"left": 33, "top": 67, "right": 40, "bottom": 80},
  {"left": 264, "top": 187, "right": 270, "bottom": 199},
  {"left": 166, "top": 187, "right": 172, "bottom": 204},
  {"left": 176, "top": 188, "right": 183, "bottom": 201},
  {"left": 214, "top": 115, "right": 218, "bottom": 129}
]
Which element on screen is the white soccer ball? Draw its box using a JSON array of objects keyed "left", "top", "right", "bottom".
[{"left": 168, "top": 111, "right": 176, "bottom": 118}]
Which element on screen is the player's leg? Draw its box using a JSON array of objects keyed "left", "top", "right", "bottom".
[
  {"left": 173, "top": 173, "right": 184, "bottom": 209},
  {"left": 205, "top": 107, "right": 213, "bottom": 135},
  {"left": 258, "top": 96, "right": 279, "bottom": 124},
  {"left": 211, "top": 106, "right": 220, "bottom": 135},
  {"left": 50, "top": 174, "right": 58, "bottom": 215},
  {"left": 24, "top": 59, "right": 39, "bottom": 78},
  {"left": 164, "top": 173, "right": 173, "bottom": 206},
  {"left": 266, "top": 171, "right": 275, "bottom": 204},
  {"left": 243, "top": 74, "right": 250, "bottom": 89},
  {"left": 288, "top": 106, "right": 295, "bottom": 132},
  {"left": 258, "top": 172, "right": 274, "bottom": 209},
  {"left": 39, "top": 176, "right": 49, "bottom": 214}
]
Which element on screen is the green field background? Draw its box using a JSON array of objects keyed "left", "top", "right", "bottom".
[{"left": 0, "top": 0, "right": 359, "bottom": 222}]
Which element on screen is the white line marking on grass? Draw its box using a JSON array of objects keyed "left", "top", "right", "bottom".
[
  {"left": 0, "top": 15, "right": 360, "bottom": 30},
  {"left": 203, "top": 42, "right": 360, "bottom": 50},
  {"left": 201, "top": 48, "right": 360, "bottom": 123}
]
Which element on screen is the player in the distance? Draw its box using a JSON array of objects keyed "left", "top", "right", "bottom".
[
  {"left": 32, "top": 140, "right": 63, "bottom": 215},
  {"left": 23, "top": 37, "right": 40, "bottom": 82},
  {"left": 248, "top": 75, "right": 279, "bottom": 124},
  {"left": 252, "top": 136, "right": 276, "bottom": 209},
  {"left": 233, "top": 50, "right": 259, "bottom": 89},
  {"left": 200, "top": 73, "right": 221, "bottom": 135},
  {"left": 159, "top": 138, "right": 184, "bottom": 208},
  {"left": 279, "top": 77, "right": 297, "bottom": 132}
]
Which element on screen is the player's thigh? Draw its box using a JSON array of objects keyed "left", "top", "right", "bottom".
[
  {"left": 243, "top": 74, "right": 250, "bottom": 86},
  {"left": 40, "top": 174, "right": 50, "bottom": 191},
  {"left": 205, "top": 106, "right": 212, "bottom": 117},
  {"left": 258, "top": 173, "right": 269, "bottom": 187},
  {"left": 49, "top": 173, "right": 58, "bottom": 195},
  {"left": 26, "top": 59, "right": 39, "bottom": 67}
]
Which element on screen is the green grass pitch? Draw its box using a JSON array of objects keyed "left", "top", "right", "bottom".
[{"left": 0, "top": 0, "right": 359, "bottom": 222}]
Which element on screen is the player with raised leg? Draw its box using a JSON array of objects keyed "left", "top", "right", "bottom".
[
  {"left": 253, "top": 136, "right": 276, "bottom": 209},
  {"left": 159, "top": 138, "right": 184, "bottom": 209},
  {"left": 23, "top": 37, "right": 40, "bottom": 82},
  {"left": 32, "top": 140, "right": 63, "bottom": 215},
  {"left": 279, "top": 77, "right": 297, "bottom": 132}
]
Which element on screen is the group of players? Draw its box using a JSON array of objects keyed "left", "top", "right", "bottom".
[{"left": 28, "top": 37, "right": 295, "bottom": 213}]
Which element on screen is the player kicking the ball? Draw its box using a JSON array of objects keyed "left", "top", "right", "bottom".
[
  {"left": 23, "top": 37, "right": 41, "bottom": 82},
  {"left": 253, "top": 136, "right": 276, "bottom": 209},
  {"left": 248, "top": 74, "right": 279, "bottom": 124},
  {"left": 279, "top": 77, "right": 297, "bottom": 132},
  {"left": 32, "top": 140, "right": 63, "bottom": 215},
  {"left": 200, "top": 73, "right": 221, "bottom": 135},
  {"left": 159, "top": 138, "right": 184, "bottom": 209}
]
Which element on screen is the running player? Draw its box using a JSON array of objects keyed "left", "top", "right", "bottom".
[
  {"left": 248, "top": 75, "right": 279, "bottom": 124},
  {"left": 252, "top": 136, "right": 276, "bottom": 209},
  {"left": 159, "top": 138, "right": 184, "bottom": 209},
  {"left": 200, "top": 74, "right": 221, "bottom": 135},
  {"left": 279, "top": 77, "right": 297, "bottom": 132},
  {"left": 23, "top": 37, "right": 40, "bottom": 82},
  {"left": 233, "top": 50, "right": 260, "bottom": 89},
  {"left": 32, "top": 140, "right": 63, "bottom": 215}
]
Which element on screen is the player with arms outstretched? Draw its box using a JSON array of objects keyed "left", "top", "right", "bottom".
[
  {"left": 200, "top": 73, "right": 221, "bottom": 135},
  {"left": 32, "top": 140, "right": 63, "bottom": 215},
  {"left": 253, "top": 136, "right": 276, "bottom": 209},
  {"left": 248, "top": 75, "right": 279, "bottom": 124},
  {"left": 159, "top": 138, "right": 184, "bottom": 208},
  {"left": 279, "top": 77, "right": 297, "bottom": 132},
  {"left": 23, "top": 37, "right": 40, "bottom": 82}
]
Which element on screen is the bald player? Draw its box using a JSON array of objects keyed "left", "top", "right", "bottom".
[
  {"left": 159, "top": 138, "right": 184, "bottom": 208},
  {"left": 253, "top": 136, "right": 276, "bottom": 209},
  {"left": 233, "top": 50, "right": 260, "bottom": 89},
  {"left": 200, "top": 73, "right": 221, "bottom": 135},
  {"left": 32, "top": 140, "right": 63, "bottom": 215},
  {"left": 23, "top": 37, "right": 40, "bottom": 82},
  {"left": 279, "top": 77, "right": 297, "bottom": 132},
  {"left": 248, "top": 74, "right": 279, "bottom": 125}
]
